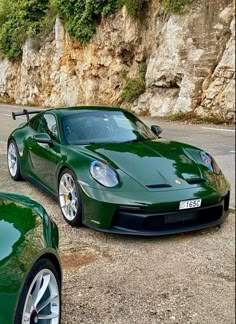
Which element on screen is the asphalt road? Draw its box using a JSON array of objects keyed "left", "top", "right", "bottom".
[{"left": 0, "top": 104, "right": 235, "bottom": 324}]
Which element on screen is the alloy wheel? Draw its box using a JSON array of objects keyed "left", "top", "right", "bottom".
[
  {"left": 8, "top": 142, "right": 18, "bottom": 177},
  {"left": 22, "top": 269, "right": 60, "bottom": 324},
  {"left": 59, "top": 173, "right": 78, "bottom": 221}
]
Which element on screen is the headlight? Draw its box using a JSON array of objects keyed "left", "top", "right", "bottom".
[
  {"left": 211, "top": 157, "right": 221, "bottom": 174},
  {"left": 200, "top": 151, "right": 221, "bottom": 174},
  {"left": 200, "top": 151, "right": 212, "bottom": 166},
  {"left": 90, "top": 161, "right": 119, "bottom": 188}
]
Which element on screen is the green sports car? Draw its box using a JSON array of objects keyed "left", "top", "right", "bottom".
[
  {"left": 0, "top": 193, "right": 61, "bottom": 324},
  {"left": 8, "top": 106, "right": 231, "bottom": 235}
]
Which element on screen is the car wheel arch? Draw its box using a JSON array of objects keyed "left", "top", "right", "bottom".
[
  {"left": 57, "top": 165, "right": 79, "bottom": 188},
  {"left": 15, "top": 252, "right": 62, "bottom": 312},
  {"left": 8, "top": 135, "right": 24, "bottom": 159},
  {"left": 40, "top": 252, "right": 62, "bottom": 284}
]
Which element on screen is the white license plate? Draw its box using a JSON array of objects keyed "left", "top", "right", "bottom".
[{"left": 179, "top": 199, "right": 202, "bottom": 210}]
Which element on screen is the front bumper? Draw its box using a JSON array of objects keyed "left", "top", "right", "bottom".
[
  {"left": 101, "top": 196, "right": 230, "bottom": 236},
  {"left": 81, "top": 183, "right": 231, "bottom": 235}
]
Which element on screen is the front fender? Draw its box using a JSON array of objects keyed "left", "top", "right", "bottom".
[{"left": 0, "top": 193, "right": 59, "bottom": 324}]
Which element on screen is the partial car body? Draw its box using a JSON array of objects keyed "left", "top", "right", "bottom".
[
  {"left": 7, "top": 107, "right": 231, "bottom": 235},
  {"left": 0, "top": 193, "right": 61, "bottom": 324}
]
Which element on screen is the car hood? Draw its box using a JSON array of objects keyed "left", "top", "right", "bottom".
[{"left": 80, "top": 139, "right": 206, "bottom": 190}]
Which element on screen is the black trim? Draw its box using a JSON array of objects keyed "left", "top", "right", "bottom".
[
  {"left": 146, "top": 184, "right": 172, "bottom": 189},
  {"left": 186, "top": 178, "right": 206, "bottom": 185},
  {"left": 12, "top": 109, "right": 43, "bottom": 121}
]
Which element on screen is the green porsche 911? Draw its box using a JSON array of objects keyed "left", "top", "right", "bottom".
[
  {"left": 0, "top": 193, "right": 61, "bottom": 324},
  {"left": 8, "top": 106, "right": 230, "bottom": 235}
]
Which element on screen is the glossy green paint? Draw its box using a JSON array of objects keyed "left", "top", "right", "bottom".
[
  {"left": 0, "top": 193, "right": 60, "bottom": 324},
  {"left": 9, "top": 107, "right": 231, "bottom": 233}
]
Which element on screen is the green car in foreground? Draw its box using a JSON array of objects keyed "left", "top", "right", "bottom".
[
  {"left": 0, "top": 193, "right": 61, "bottom": 324},
  {"left": 8, "top": 106, "right": 230, "bottom": 235}
]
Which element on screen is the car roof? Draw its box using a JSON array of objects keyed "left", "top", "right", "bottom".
[{"left": 45, "top": 106, "right": 127, "bottom": 117}]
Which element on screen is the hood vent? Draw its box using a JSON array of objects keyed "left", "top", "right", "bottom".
[
  {"left": 146, "top": 184, "right": 172, "bottom": 189},
  {"left": 186, "top": 178, "right": 205, "bottom": 185}
]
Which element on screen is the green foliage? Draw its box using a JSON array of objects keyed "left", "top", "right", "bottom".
[
  {"left": 167, "top": 111, "right": 195, "bottom": 121},
  {"left": 163, "top": 0, "right": 192, "bottom": 14},
  {"left": 121, "top": 78, "right": 145, "bottom": 103},
  {"left": 166, "top": 111, "right": 228, "bottom": 124},
  {"left": 103, "top": 0, "right": 124, "bottom": 16},
  {"left": 55, "top": 0, "right": 124, "bottom": 44},
  {"left": 0, "top": 16, "right": 23, "bottom": 60},
  {"left": 0, "top": 0, "right": 149, "bottom": 60},
  {"left": 139, "top": 60, "right": 147, "bottom": 81},
  {"left": 0, "top": 0, "right": 51, "bottom": 60},
  {"left": 124, "top": 0, "right": 146, "bottom": 16},
  {"left": 0, "top": 0, "right": 11, "bottom": 25}
]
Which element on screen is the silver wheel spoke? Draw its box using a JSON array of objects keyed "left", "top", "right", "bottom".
[
  {"left": 71, "top": 184, "right": 76, "bottom": 192},
  {"left": 25, "top": 295, "right": 33, "bottom": 314},
  {"left": 37, "top": 294, "right": 58, "bottom": 313},
  {"left": 66, "top": 203, "right": 71, "bottom": 216},
  {"left": 32, "top": 274, "right": 43, "bottom": 305},
  {"left": 71, "top": 201, "right": 77, "bottom": 213},
  {"left": 34, "top": 274, "right": 51, "bottom": 307},
  {"left": 60, "top": 182, "right": 69, "bottom": 195},
  {"left": 65, "top": 176, "right": 70, "bottom": 188},
  {"left": 23, "top": 312, "right": 30, "bottom": 323},
  {"left": 38, "top": 313, "right": 59, "bottom": 320}
]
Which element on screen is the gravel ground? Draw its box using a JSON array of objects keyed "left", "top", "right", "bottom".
[{"left": 0, "top": 140, "right": 235, "bottom": 324}]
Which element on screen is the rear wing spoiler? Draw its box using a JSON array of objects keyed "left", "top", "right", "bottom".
[{"left": 12, "top": 109, "right": 43, "bottom": 121}]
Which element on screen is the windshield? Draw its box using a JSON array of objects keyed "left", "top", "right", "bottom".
[{"left": 62, "top": 110, "right": 156, "bottom": 145}]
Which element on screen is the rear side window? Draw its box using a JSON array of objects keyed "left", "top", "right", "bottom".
[
  {"left": 29, "top": 115, "right": 40, "bottom": 131},
  {"left": 30, "top": 113, "right": 59, "bottom": 141},
  {"left": 38, "top": 114, "right": 59, "bottom": 141}
]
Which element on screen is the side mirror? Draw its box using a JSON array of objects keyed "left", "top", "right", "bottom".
[
  {"left": 33, "top": 133, "right": 53, "bottom": 145},
  {"left": 151, "top": 125, "right": 163, "bottom": 137}
]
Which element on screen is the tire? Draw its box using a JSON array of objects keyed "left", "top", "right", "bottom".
[
  {"left": 7, "top": 139, "right": 22, "bottom": 181},
  {"left": 14, "top": 258, "right": 61, "bottom": 324},
  {"left": 58, "top": 169, "right": 83, "bottom": 226}
]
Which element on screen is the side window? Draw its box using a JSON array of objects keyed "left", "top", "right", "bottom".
[{"left": 38, "top": 114, "right": 59, "bottom": 141}]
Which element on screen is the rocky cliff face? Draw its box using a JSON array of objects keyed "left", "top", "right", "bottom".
[{"left": 0, "top": 0, "right": 235, "bottom": 122}]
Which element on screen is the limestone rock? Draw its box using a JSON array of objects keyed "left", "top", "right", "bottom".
[
  {"left": 0, "top": 0, "right": 235, "bottom": 123},
  {"left": 195, "top": 14, "right": 235, "bottom": 122}
]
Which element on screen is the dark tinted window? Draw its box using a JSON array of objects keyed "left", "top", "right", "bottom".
[{"left": 29, "top": 115, "right": 40, "bottom": 131}]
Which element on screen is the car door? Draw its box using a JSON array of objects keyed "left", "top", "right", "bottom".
[{"left": 27, "top": 113, "right": 62, "bottom": 193}]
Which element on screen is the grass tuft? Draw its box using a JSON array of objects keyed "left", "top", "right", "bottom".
[
  {"left": 121, "top": 78, "right": 145, "bottom": 103},
  {"left": 163, "top": 0, "right": 192, "bottom": 14},
  {"left": 166, "top": 111, "right": 231, "bottom": 125}
]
